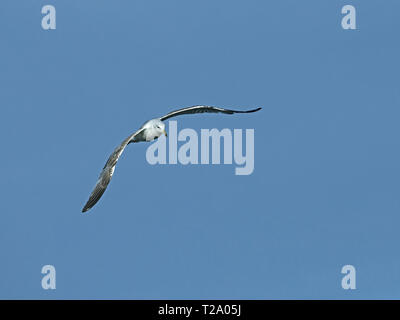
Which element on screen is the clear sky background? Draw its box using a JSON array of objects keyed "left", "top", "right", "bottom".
[{"left": 0, "top": 0, "right": 399, "bottom": 299}]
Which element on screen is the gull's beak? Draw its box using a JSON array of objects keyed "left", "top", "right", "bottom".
[{"left": 163, "top": 129, "right": 167, "bottom": 137}]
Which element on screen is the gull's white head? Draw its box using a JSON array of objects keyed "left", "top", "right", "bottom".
[{"left": 144, "top": 119, "right": 167, "bottom": 141}]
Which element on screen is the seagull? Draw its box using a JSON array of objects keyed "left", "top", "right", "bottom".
[{"left": 82, "top": 105, "right": 261, "bottom": 213}]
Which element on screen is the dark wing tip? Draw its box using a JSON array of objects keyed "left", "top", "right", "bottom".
[
  {"left": 81, "top": 200, "right": 94, "bottom": 213},
  {"left": 227, "top": 107, "right": 262, "bottom": 114},
  {"left": 244, "top": 107, "right": 262, "bottom": 113},
  {"left": 81, "top": 198, "right": 99, "bottom": 214},
  {"left": 81, "top": 180, "right": 108, "bottom": 213}
]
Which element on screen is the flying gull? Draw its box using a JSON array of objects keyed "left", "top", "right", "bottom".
[{"left": 82, "top": 105, "right": 261, "bottom": 213}]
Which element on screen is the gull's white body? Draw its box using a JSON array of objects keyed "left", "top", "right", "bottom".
[{"left": 134, "top": 119, "right": 166, "bottom": 142}]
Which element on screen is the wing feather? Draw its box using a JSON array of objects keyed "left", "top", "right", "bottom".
[
  {"left": 81, "top": 128, "right": 144, "bottom": 213},
  {"left": 160, "top": 105, "right": 261, "bottom": 121}
]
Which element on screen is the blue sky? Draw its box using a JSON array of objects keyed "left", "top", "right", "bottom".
[{"left": 0, "top": 0, "right": 399, "bottom": 299}]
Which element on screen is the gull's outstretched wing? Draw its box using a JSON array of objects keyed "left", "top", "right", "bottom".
[
  {"left": 160, "top": 105, "right": 261, "bottom": 121},
  {"left": 82, "top": 128, "right": 145, "bottom": 213}
]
